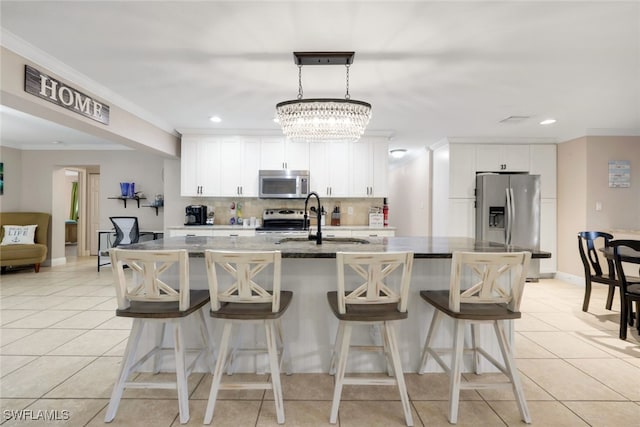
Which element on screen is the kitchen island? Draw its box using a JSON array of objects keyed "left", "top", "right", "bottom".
[{"left": 125, "top": 236, "right": 550, "bottom": 373}]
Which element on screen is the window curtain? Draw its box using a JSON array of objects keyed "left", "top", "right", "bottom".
[{"left": 69, "top": 182, "right": 79, "bottom": 221}]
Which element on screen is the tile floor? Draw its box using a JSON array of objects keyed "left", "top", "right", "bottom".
[{"left": 1, "top": 256, "right": 639, "bottom": 426}]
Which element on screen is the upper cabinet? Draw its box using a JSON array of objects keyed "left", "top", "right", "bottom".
[
  {"left": 310, "top": 142, "right": 350, "bottom": 197},
  {"left": 180, "top": 134, "right": 390, "bottom": 198},
  {"left": 260, "top": 138, "right": 309, "bottom": 170},
  {"left": 218, "top": 138, "right": 260, "bottom": 197},
  {"left": 181, "top": 136, "right": 220, "bottom": 197},
  {"left": 350, "top": 138, "right": 389, "bottom": 197},
  {"left": 449, "top": 144, "right": 477, "bottom": 198},
  {"left": 475, "top": 144, "right": 530, "bottom": 172},
  {"left": 529, "top": 144, "right": 557, "bottom": 198},
  {"left": 181, "top": 136, "right": 259, "bottom": 197}
]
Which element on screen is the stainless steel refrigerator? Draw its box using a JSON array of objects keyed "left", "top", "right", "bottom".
[{"left": 475, "top": 173, "right": 541, "bottom": 280}]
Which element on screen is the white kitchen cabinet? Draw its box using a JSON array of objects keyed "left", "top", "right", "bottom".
[
  {"left": 475, "top": 144, "right": 530, "bottom": 172},
  {"left": 322, "top": 229, "right": 352, "bottom": 238},
  {"left": 309, "top": 141, "right": 350, "bottom": 197},
  {"left": 540, "top": 198, "right": 557, "bottom": 274},
  {"left": 350, "top": 138, "right": 389, "bottom": 197},
  {"left": 449, "top": 144, "right": 477, "bottom": 198},
  {"left": 529, "top": 144, "right": 557, "bottom": 198},
  {"left": 212, "top": 229, "right": 256, "bottom": 237},
  {"left": 351, "top": 229, "right": 395, "bottom": 237},
  {"left": 169, "top": 228, "right": 214, "bottom": 237},
  {"left": 219, "top": 138, "right": 260, "bottom": 197},
  {"left": 180, "top": 136, "right": 220, "bottom": 196},
  {"left": 260, "top": 137, "right": 309, "bottom": 170},
  {"left": 447, "top": 198, "right": 475, "bottom": 238}
]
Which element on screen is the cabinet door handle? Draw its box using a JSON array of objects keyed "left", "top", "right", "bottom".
[
  {"left": 240, "top": 186, "right": 243, "bottom": 195},
  {"left": 229, "top": 233, "right": 239, "bottom": 237}
]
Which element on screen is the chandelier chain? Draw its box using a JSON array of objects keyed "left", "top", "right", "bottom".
[
  {"left": 345, "top": 64, "right": 350, "bottom": 100},
  {"left": 297, "top": 64, "right": 303, "bottom": 100}
]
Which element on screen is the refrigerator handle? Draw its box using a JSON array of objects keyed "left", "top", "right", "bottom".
[
  {"left": 509, "top": 187, "right": 515, "bottom": 245},
  {"left": 505, "top": 187, "right": 511, "bottom": 245}
]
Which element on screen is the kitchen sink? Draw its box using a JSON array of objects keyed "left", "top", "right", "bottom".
[{"left": 275, "top": 237, "right": 370, "bottom": 245}]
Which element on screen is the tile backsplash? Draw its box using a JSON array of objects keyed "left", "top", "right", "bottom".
[{"left": 184, "top": 197, "right": 385, "bottom": 226}]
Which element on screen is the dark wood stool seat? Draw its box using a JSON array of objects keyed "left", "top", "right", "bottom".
[
  {"left": 116, "top": 290, "right": 210, "bottom": 318},
  {"left": 327, "top": 291, "right": 408, "bottom": 322},
  {"left": 420, "top": 290, "right": 521, "bottom": 320},
  {"left": 210, "top": 291, "right": 292, "bottom": 320}
]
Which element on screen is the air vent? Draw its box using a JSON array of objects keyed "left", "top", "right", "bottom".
[{"left": 499, "top": 115, "right": 530, "bottom": 123}]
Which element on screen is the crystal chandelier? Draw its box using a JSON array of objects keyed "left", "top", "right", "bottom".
[{"left": 276, "top": 52, "right": 372, "bottom": 142}]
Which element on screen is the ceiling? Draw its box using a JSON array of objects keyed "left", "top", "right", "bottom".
[{"left": 1, "top": 1, "right": 639, "bottom": 158}]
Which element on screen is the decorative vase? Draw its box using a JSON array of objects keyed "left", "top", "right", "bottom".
[{"left": 120, "top": 182, "right": 130, "bottom": 197}]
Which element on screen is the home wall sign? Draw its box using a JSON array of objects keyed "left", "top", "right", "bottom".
[
  {"left": 608, "top": 160, "right": 631, "bottom": 188},
  {"left": 24, "top": 65, "right": 110, "bottom": 125}
]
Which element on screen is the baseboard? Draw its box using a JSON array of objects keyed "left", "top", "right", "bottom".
[
  {"left": 554, "top": 271, "right": 584, "bottom": 286},
  {"left": 50, "top": 257, "right": 67, "bottom": 266}
]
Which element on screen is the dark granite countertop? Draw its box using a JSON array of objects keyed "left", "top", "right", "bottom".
[{"left": 124, "top": 236, "right": 551, "bottom": 259}]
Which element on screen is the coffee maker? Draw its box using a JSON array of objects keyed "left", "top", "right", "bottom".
[{"left": 185, "top": 205, "right": 207, "bottom": 225}]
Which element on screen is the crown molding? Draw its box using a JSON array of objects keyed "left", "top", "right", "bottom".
[{"left": 1, "top": 29, "right": 176, "bottom": 136}]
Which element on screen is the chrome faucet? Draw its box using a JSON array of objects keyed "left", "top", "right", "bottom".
[{"left": 303, "top": 191, "right": 322, "bottom": 245}]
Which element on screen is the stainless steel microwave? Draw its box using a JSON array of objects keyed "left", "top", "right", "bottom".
[{"left": 259, "top": 170, "right": 309, "bottom": 199}]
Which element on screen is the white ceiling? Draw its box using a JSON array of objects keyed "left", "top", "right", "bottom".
[{"left": 1, "top": 1, "right": 639, "bottom": 156}]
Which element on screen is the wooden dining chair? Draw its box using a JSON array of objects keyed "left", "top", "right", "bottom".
[
  {"left": 418, "top": 251, "right": 532, "bottom": 424},
  {"left": 105, "top": 249, "right": 213, "bottom": 424},
  {"left": 203, "top": 250, "right": 292, "bottom": 425},
  {"left": 327, "top": 251, "right": 415, "bottom": 426},
  {"left": 610, "top": 240, "right": 640, "bottom": 340},
  {"left": 578, "top": 231, "right": 618, "bottom": 312}
]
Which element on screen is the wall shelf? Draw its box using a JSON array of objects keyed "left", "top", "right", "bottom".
[
  {"left": 108, "top": 196, "right": 146, "bottom": 208},
  {"left": 142, "top": 204, "right": 163, "bottom": 216}
]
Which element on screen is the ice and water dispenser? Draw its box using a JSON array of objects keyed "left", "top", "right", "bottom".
[{"left": 488, "top": 206, "right": 505, "bottom": 228}]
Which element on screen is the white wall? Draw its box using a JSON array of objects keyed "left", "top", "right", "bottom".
[
  {"left": 0, "top": 146, "right": 22, "bottom": 212},
  {"left": 13, "top": 149, "right": 166, "bottom": 264},
  {"left": 388, "top": 148, "right": 431, "bottom": 236}
]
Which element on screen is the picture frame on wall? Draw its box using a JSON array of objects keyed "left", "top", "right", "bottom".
[{"left": 0, "top": 162, "right": 4, "bottom": 195}]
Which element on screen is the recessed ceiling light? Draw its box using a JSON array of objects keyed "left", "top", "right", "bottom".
[
  {"left": 51, "top": 140, "right": 62, "bottom": 144},
  {"left": 389, "top": 149, "right": 407, "bottom": 159},
  {"left": 209, "top": 116, "right": 222, "bottom": 123},
  {"left": 539, "top": 118, "right": 557, "bottom": 125}
]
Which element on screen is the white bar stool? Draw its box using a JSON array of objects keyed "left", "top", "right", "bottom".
[
  {"left": 418, "top": 251, "right": 532, "bottom": 424},
  {"left": 203, "top": 250, "right": 292, "bottom": 425},
  {"left": 327, "top": 251, "right": 415, "bottom": 426},
  {"left": 104, "top": 248, "right": 213, "bottom": 424}
]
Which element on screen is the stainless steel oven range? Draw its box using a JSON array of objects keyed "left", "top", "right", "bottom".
[{"left": 254, "top": 208, "right": 308, "bottom": 236}]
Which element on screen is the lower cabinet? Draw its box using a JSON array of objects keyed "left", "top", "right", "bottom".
[
  {"left": 351, "top": 229, "right": 395, "bottom": 238},
  {"left": 322, "top": 229, "right": 353, "bottom": 238},
  {"left": 168, "top": 228, "right": 257, "bottom": 237},
  {"left": 540, "top": 198, "right": 557, "bottom": 274},
  {"left": 169, "top": 229, "right": 213, "bottom": 237},
  {"left": 212, "top": 230, "right": 256, "bottom": 237}
]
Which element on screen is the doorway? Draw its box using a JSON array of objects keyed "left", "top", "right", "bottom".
[{"left": 58, "top": 166, "right": 100, "bottom": 261}]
